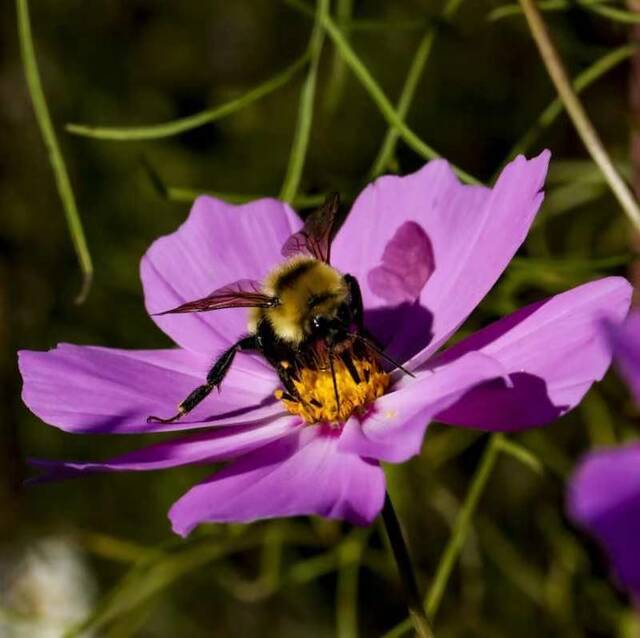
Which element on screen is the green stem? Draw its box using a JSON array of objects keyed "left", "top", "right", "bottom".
[
  {"left": 382, "top": 495, "right": 435, "bottom": 638},
  {"left": 16, "top": 0, "right": 93, "bottom": 303},
  {"left": 426, "top": 434, "right": 502, "bottom": 618},
  {"left": 67, "top": 53, "right": 309, "bottom": 141},
  {"left": 320, "top": 12, "right": 478, "bottom": 185},
  {"left": 280, "top": 0, "right": 328, "bottom": 202},
  {"left": 324, "top": 0, "right": 353, "bottom": 114},
  {"left": 336, "top": 531, "right": 366, "bottom": 638},
  {"left": 369, "top": 0, "right": 465, "bottom": 178},
  {"left": 518, "top": 0, "right": 640, "bottom": 231},
  {"left": 382, "top": 434, "right": 504, "bottom": 638}
]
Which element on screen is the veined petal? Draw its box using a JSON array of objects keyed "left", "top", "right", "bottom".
[
  {"left": 332, "top": 151, "right": 550, "bottom": 366},
  {"left": 29, "top": 416, "right": 301, "bottom": 480},
  {"left": 568, "top": 444, "right": 640, "bottom": 596},
  {"left": 19, "top": 344, "right": 282, "bottom": 434},
  {"left": 339, "top": 352, "right": 507, "bottom": 463},
  {"left": 141, "top": 196, "right": 301, "bottom": 354},
  {"left": 169, "top": 425, "right": 386, "bottom": 535},
  {"left": 433, "top": 277, "right": 632, "bottom": 431},
  {"left": 602, "top": 310, "right": 640, "bottom": 406}
]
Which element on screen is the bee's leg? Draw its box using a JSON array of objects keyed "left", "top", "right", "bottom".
[
  {"left": 275, "top": 362, "right": 301, "bottom": 401},
  {"left": 344, "top": 274, "right": 364, "bottom": 332},
  {"left": 147, "top": 335, "right": 258, "bottom": 424},
  {"left": 340, "top": 350, "right": 361, "bottom": 384}
]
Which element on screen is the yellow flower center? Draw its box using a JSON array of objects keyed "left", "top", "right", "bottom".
[{"left": 275, "top": 352, "right": 390, "bottom": 425}]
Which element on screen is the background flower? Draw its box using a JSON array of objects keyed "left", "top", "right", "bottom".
[{"left": 568, "top": 312, "right": 640, "bottom": 601}]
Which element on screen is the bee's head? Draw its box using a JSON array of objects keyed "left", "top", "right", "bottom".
[{"left": 309, "top": 312, "right": 346, "bottom": 345}]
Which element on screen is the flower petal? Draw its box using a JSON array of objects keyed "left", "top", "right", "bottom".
[
  {"left": 141, "top": 196, "right": 301, "bottom": 354},
  {"left": 169, "top": 425, "right": 386, "bottom": 535},
  {"left": 602, "top": 310, "right": 640, "bottom": 406},
  {"left": 568, "top": 444, "right": 640, "bottom": 596},
  {"left": 332, "top": 152, "right": 550, "bottom": 366},
  {"left": 339, "top": 352, "right": 507, "bottom": 463},
  {"left": 29, "top": 416, "right": 301, "bottom": 480},
  {"left": 19, "top": 344, "right": 282, "bottom": 434},
  {"left": 433, "top": 277, "right": 632, "bottom": 431}
]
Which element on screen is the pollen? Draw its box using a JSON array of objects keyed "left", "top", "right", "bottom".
[{"left": 277, "top": 353, "right": 390, "bottom": 425}]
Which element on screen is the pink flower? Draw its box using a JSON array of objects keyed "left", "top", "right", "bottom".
[
  {"left": 19, "top": 150, "right": 631, "bottom": 536},
  {"left": 568, "top": 312, "right": 640, "bottom": 599}
]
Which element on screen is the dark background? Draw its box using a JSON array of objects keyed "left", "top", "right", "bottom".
[{"left": 1, "top": 1, "right": 638, "bottom": 636}]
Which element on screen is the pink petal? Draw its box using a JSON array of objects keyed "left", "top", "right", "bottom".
[
  {"left": 19, "top": 344, "right": 282, "bottom": 434},
  {"left": 29, "top": 416, "right": 301, "bottom": 480},
  {"left": 602, "top": 310, "right": 640, "bottom": 406},
  {"left": 169, "top": 425, "right": 386, "bottom": 535},
  {"left": 568, "top": 444, "right": 640, "bottom": 596},
  {"left": 339, "top": 352, "right": 507, "bottom": 463},
  {"left": 331, "top": 152, "right": 550, "bottom": 366},
  {"left": 141, "top": 196, "right": 301, "bottom": 354},
  {"left": 433, "top": 277, "right": 632, "bottom": 431}
]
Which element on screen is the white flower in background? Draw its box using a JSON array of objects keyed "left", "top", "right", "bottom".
[{"left": 0, "top": 536, "right": 96, "bottom": 638}]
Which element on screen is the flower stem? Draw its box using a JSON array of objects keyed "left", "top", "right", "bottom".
[
  {"left": 16, "top": 0, "right": 93, "bottom": 303},
  {"left": 382, "top": 494, "right": 435, "bottom": 638},
  {"left": 279, "top": 0, "right": 328, "bottom": 203}
]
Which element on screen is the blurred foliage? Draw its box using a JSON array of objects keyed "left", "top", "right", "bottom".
[{"left": 1, "top": 0, "right": 639, "bottom": 636}]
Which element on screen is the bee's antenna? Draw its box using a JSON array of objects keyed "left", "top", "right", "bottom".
[
  {"left": 348, "top": 333, "right": 415, "bottom": 378},
  {"left": 328, "top": 346, "right": 341, "bottom": 418}
]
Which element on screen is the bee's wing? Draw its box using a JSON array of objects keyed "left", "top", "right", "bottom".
[
  {"left": 154, "top": 279, "right": 275, "bottom": 315},
  {"left": 282, "top": 193, "right": 339, "bottom": 264}
]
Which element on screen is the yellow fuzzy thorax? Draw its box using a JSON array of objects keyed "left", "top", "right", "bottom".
[
  {"left": 249, "top": 255, "right": 349, "bottom": 344},
  {"left": 276, "top": 354, "right": 390, "bottom": 424}
]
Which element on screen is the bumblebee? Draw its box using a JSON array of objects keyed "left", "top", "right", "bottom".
[{"left": 148, "top": 194, "right": 409, "bottom": 425}]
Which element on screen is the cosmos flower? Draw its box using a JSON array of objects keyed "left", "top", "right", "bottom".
[
  {"left": 568, "top": 311, "right": 640, "bottom": 599},
  {"left": 19, "top": 150, "right": 631, "bottom": 537}
]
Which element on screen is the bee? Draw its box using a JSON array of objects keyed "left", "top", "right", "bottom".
[{"left": 147, "top": 193, "right": 410, "bottom": 425}]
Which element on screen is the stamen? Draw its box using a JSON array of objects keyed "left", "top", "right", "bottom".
[{"left": 276, "top": 349, "right": 390, "bottom": 425}]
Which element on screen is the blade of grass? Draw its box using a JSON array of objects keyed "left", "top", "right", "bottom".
[
  {"left": 64, "top": 527, "right": 312, "bottom": 638},
  {"left": 518, "top": 0, "right": 640, "bottom": 231},
  {"left": 425, "top": 434, "right": 504, "bottom": 620},
  {"left": 66, "top": 53, "right": 309, "bottom": 141},
  {"left": 167, "top": 187, "right": 326, "bottom": 208},
  {"left": 369, "top": 0, "right": 465, "bottom": 178},
  {"left": 320, "top": 12, "right": 479, "bottom": 185},
  {"left": 140, "top": 157, "right": 327, "bottom": 208},
  {"left": 499, "top": 43, "right": 637, "bottom": 174},
  {"left": 16, "top": 0, "right": 93, "bottom": 303},
  {"left": 280, "top": 0, "right": 329, "bottom": 202}
]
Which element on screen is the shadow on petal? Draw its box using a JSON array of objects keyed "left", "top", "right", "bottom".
[
  {"left": 365, "top": 302, "right": 434, "bottom": 367},
  {"left": 435, "top": 372, "right": 568, "bottom": 432}
]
